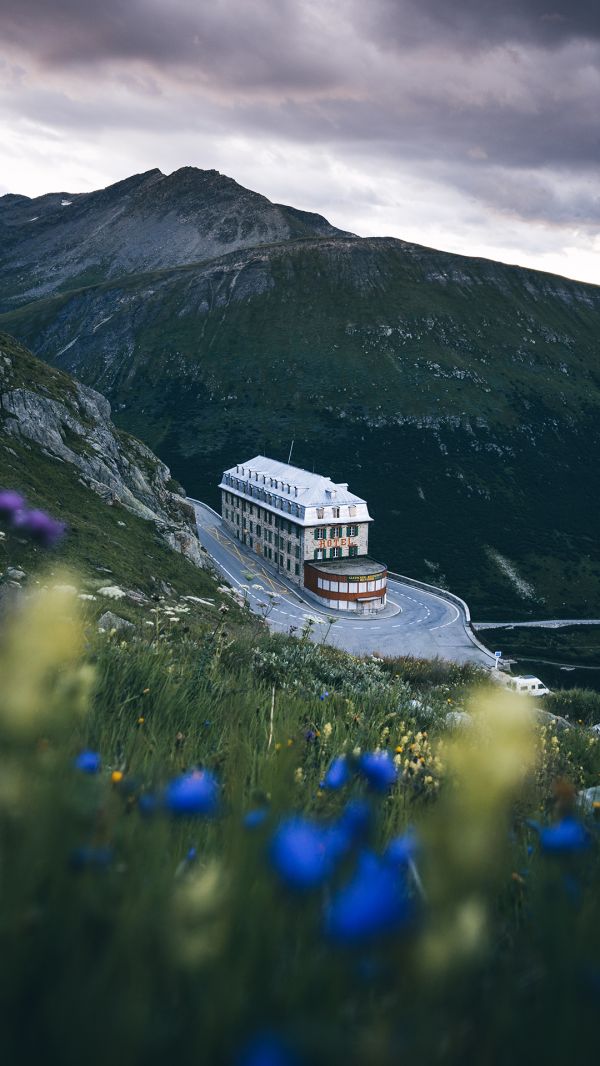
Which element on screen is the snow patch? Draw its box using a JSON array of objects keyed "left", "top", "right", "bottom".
[
  {"left": 55, "top": 335, "right": 80, "bottom": 357},
  {"left": 485, "top": 548, "right": 535, "bottom": 600},
  {"left": 61, "top": 199, "right": 72, "bottom": 206}
]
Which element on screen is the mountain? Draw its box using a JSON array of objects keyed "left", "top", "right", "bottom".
[
  {"left": 2, "top": 168, "right": 600, "bottom": 618},
  {"left": 0, "top": 167, "right": 351, "bottom": 310},
  {"left": 0, "top": 331, "right": 216, "bottom": 597}
]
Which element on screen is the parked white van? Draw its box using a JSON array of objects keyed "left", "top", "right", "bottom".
[{"left": 506, "top": 675, "right": 551, "bottom": 697}]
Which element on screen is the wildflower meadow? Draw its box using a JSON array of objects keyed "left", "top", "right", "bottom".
[{"left": 1, "top": 512, "right": 600, "bottom": 1063}]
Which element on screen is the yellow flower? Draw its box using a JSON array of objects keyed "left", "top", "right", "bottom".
[
  {"left": 395, "top": 745, "right": 403, "bottom": 754},
  {"left": 111, "top": 770, "right": 124, "bottom": 784},
  {"left": 323, "top": 722, "right": 333, "bottom": 738},
  {"left": 143, "top": 688, "right": 150, "bottom": 695},
  {"left": 137, "top": 716, "right": 145, "bottom": 725}
]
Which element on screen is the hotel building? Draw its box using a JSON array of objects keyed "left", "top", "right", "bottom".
[{"left": 219, "top": 455, "right": 387, "bottom": 614}]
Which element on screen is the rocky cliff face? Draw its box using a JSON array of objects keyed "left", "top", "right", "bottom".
[{"left": 0, "top": 333, "right": 205, "bottom": 568}]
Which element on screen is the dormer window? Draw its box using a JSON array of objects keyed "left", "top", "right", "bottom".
[
  {"left": 332, "top": 507, "right": 340, "bottom": 518},
  {"left": 317, "top": 507, "right": 324, "bottom": 519}
]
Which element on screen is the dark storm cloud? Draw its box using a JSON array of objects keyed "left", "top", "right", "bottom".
[
  {"left": 0, "top": 0, "right": 339, "bottom": 91},
  {"left": 2, "top": 0, "right": 600, "bottom": 234}
]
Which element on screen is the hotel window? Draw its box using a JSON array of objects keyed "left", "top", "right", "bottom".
[
  {"left": 313, "top": 528, "right": 321, "bottom": 541},
  {"left": 322, "top": 580, "right": 330, "bottom": 591},
  {"left": 367, "top": 581, "right": 375, "bottom": 592},
  {"left": 330, "top": 547, "right": 342, "bottom": 559},
  {"left": 313, "top": 548, "right": 320, "bottom": 560},
  {"left": 256, "top": 524, "right": 261, "bottom": 537},
  {"left": 358, "top": 582, "right": 367, "bottom": 593},
  {"left": 287, "top": 559, "right": 291, "bottom": 571},
  {"left": 295, "top": 564, "right": 299, "bottom": 576},
  {"left": 287, "top": 541, "right": 292, "bottom": 555},
  {"left": 330, "top": 526, "right": 342, "bottom": 538},
  {"left": 295, "top": 546, "right": 300, "bottom": 559},
  {"left": 338, "top": 582, "right": 348, "bottom": 593},
  {"left": 332, "top": 507, "right": 340, "bottom": 518},
  {"left": 316, "top": 507, "right": 324, "bottom": 519},
  {"left": 348, "top": 505, "right": 356, "bottom": 517},
  {"left": 349, "top": 546, "right": 358, "bottom": 557},
  {"left": 329, "top": 580, "right": 338, "bottom": 591},
  {"left": 318, "top": 578, "right": 324, "bottom": 588},
  {"left": 346, "top": 525, "right": 358, "bottom": 537}
]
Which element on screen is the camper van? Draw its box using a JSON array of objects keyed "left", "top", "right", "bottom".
[{"left": 506, "top": 675, "right": 551, "bottom": 697}]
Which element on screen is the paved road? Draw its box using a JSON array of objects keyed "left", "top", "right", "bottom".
[
  {"left": 191, "top": 500, "right": 495, "bottom": 667},
  {"left": 476, "top": 620, "right": 600, "bottom": 629}
]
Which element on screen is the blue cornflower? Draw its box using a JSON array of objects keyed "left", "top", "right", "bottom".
[
  {"left": 138, "top": 792, "right": 159, "bottom": 817},
  {"left": 319, "top": 691, "right": 330, "bottom": 701},
  {"left": 338, "top": 799, "right": 372, "bottom": 841},
  {"left": 74, "top": 750, "right": 101, "bottom": 774},
  {"left": 164, "top": 769, "right": 220, "bottom": 817},
  {"left": 320, "top": 755, "right": 350, "bottom": 790},
  {"left": 270, "top": 817, "right": 341, "bottom": 890},
  {"left": 237, "top": 1032, "right": 299, "bottom": 1066},
  {"left": 384, "top": 828, "right": 419, "bottom": 867},
  {"left": 325, "top": 850, "right": 413, "bottom": 943},
  {"left": 539, "top": 817, "right": 591, "bottom": 854},
  {"left": 244, "top": 808, "right": 269, "bottom": 830},
  {"left": 358, "top": 751, "right": 398, "bottom": 792},
  {"left": 69, "top": 846, "right": 113, "bottom": 871}
]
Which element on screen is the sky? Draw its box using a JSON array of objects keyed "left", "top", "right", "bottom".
[{"left": 1, "top": 0, "right": 599, "bottom": 284}]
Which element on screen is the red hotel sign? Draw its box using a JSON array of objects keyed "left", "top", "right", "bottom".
[{"left": 317, "top": 538, "right": 356, "bottom": 549}]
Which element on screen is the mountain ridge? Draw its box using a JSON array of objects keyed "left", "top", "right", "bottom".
[{"left": 3, "top": 168, "right": 600, "bottom": 618}]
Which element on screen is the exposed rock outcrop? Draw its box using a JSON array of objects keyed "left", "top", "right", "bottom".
[{"left": 0, "top": 334, "right": 206, "bottom": 569}]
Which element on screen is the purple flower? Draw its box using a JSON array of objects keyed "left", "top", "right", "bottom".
[
  {"left": 358, "top": 751, "right": 398, "bottom": 793},
  {"left": 325, "top": 851, "right": 413, "bottom": 943},
  {"left": 539, "top": 817, "right": 591, "bottom": 854},
  {"left": 0, "top": 490, "right": 26, "bottom": 519},
  {"left": 74, "top": 750, "right": 101, "bottom": 774},
  {"left": 13, "top": 508, "right": 66, "bottom": 547},
  {"left": 164, "top": 769, "right": 220, "bottom": 817},
  {"left": 320, "top": 755, "right": 350, "bottom": 790},
  {"left": 270, "top": 817, "right": 342, "bottom": 890}
]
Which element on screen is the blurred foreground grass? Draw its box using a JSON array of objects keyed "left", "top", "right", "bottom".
[{"left": 1, "top": 577, "right": 600, "bottom": 1066}]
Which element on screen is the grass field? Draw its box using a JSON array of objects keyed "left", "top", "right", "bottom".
[{"left": 2, "top": 563, "right": 600, "bottom": 1065}]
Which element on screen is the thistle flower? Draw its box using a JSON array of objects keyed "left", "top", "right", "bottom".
[
  {"left": 12, "top": 508, "right": 66, "bottom": 547},
  {"left": 0, "top": 490, "right": 26, "bottom": 519},
  {"left": 164, "top": 769, "right": 220, "bottom": 817},
  {"left": 74, "top": 750, "right": 101, "bottom": 774},
  {"left": 358, "top": 751, "right": 398, "bottom": 792},
  {"left": 320, "top": 755, "right": 350, "bottom": 790},
  {"left": 324, "top": 850, "right": 413, "bottom": 943}
]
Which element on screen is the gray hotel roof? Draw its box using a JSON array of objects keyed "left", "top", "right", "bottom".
[
  {"left": 220, "top": 455, "right": 372, "bottom": 526},
  {"left": 222, "top": 456, "right": 367, "bottom": 508}
]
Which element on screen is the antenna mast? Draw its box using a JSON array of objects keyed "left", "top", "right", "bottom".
[{"left": 287, "top": 439, "right": 295, "bottom": 465}]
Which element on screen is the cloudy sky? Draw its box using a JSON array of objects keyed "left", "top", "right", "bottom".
[{"left": 1, "top": 0, "right": 599, "bottom": 283}]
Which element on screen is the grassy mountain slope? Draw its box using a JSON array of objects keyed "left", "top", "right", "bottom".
[{"left": 3, "top": 235, "right": 600, "bottom": 619}]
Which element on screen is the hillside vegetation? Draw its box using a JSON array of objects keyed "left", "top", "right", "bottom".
[{"left": 2, "top": 169, "right": 600, "bottom": 617}]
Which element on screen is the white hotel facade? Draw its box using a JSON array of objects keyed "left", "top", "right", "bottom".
[{"left": 219, "top": 455, "right": 388, "bottom": 613}]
